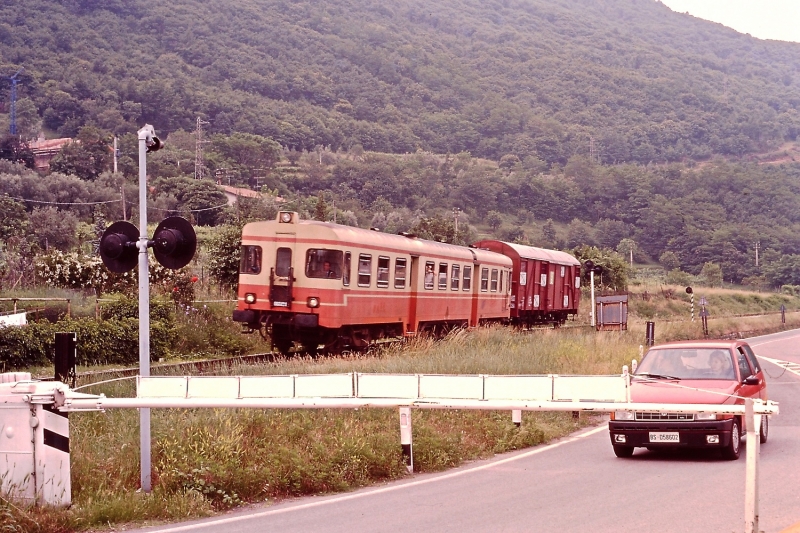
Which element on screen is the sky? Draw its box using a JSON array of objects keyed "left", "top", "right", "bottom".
[{"left": 659, "top": 0, "right": 800, "bottom": 43}]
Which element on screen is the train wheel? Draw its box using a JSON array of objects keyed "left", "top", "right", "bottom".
[{"left": 271, "top": 325, "right": 293, "bottom": 356}]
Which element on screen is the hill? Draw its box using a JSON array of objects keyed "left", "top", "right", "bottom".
[{"left": 2, "top": 0, "right": 800, "bottom": 165}]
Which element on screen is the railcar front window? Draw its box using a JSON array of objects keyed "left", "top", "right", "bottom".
[
  {"left": 481, "top": 268, "right": 489, "bottom": 292},
  {"left": 276, "top": 248, "right": 292, "bottom": 277},
  {"left": 451, "top": 265, "right": 460, "bottom": 290},
  {"left": 490, "top": 269, "right": 498, "bottom": 292},
  {"left": 463, "top": 266, "right": 472, "bottom": 291},
  {"left": 377, "top": 256, "right": 390, "bottom": 288},
  {"left": 240, "top": 245, "right": 262, "bottom": 274},
  {"left": 305, "top": 249, "right": 344, "bottom": 279},
  {"left": 394, "top": 258, "right": 407, "bottom": 288},
  {"left": 358, "top": 255, "right": 372, "bottom": 287}
]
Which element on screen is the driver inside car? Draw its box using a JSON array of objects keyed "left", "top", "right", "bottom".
[{"left": 708, "top": 350, "right": 733, "bottom": 378}]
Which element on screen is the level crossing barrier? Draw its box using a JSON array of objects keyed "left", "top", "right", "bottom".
[{"left": 1, "top": 372, "right": 778, "bottom": 533}]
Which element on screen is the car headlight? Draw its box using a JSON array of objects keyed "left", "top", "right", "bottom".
[
  {"left": 613, "top": 410, "right": 635, "bottom": 421},
  {"left": 695, "top": 412, "right": 717, "bottom": 421},
  {"left": 307, "top": 296, "right": 320, "bottom": 308},
  {"left": 244, "top": 293, "right": 256, "bottom": 304}
]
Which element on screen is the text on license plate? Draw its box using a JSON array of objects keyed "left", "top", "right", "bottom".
[{"left": 649, "top": 432, "right": 679, "bottom": 443}]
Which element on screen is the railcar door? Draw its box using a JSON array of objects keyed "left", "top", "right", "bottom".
[
  {"left": 269, "top": 233, "right": 296, "bottom": 309},
  {"left": 406, "top": 255, "right": 420, "bottom": 335}
]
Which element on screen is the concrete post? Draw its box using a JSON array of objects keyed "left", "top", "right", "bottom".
[{"left": 399, "top": 407, "right": 413, "bottom": 473}]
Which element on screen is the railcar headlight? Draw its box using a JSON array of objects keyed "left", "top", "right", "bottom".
[
  {"left": 613, "top": 410, "right": 635, "bottom": 421},
  {"left": 279, "top": 212, "right": 293, "bottom": 223},
  {"left": 307, "top": 296, "right": 320, "bottom": 308},
  {"left": 244, "top": 293, "right": 256, "bottom": 304},
  {"left": 695, "top": 412, "right": 717, "bottom": 421}
]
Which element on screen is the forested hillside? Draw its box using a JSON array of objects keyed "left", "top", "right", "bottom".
[
  {"left": 2, "top": 0, "right": 800, "bottom": 292},
  {"left": 3, "top": 0, "right": 800, "bottom": 164}
]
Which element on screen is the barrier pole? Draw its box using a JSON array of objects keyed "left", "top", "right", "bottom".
[
  {"left": 399, "top": 407, "right": 413, "bottom": 473},
  {"left": 744, "top": 399, "right": 759, "bottom": 533},
  {"left": 137, "top": 126, "right": 152, "bottom": 493}
]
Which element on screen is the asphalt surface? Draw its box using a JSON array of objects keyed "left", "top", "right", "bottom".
[{"left": 130, "top": 330, "right": 800, "bottom": 533}]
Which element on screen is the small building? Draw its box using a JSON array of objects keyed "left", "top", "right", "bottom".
[{"left": 29, "top": 137, "right": 73, "bottom": 171}]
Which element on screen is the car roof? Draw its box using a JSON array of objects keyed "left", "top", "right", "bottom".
[{"left": 647, "top": 339, "right": 744, "bottom": 350}]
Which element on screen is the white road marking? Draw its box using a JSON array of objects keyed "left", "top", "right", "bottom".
[
  {"left": 140, "top": 425, "right": 609, "bottom": 532},
  {"left": 758, "top": 355, "right": 800, "bottom": 378}
]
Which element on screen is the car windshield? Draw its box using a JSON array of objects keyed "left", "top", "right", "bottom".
[{"left": 635, "top": 348, "right": 736, "bottom": 380}]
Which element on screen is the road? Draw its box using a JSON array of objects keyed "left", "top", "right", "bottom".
[{"left": 132, "top": 330, "right": 800, "bottom": 533}]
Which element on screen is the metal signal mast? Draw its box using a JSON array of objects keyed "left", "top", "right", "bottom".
[{"left": 6, "top": 68, "right": 23, "bottom": 135}]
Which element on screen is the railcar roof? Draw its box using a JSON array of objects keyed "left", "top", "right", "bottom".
[
  {"left": 472, "top": 240, "right": 580, "bottom": 266},
  {"left": 243, "top": 219, "right": 512, "bottom": 265}
]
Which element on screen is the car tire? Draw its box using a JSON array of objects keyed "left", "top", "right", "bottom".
[
  {"left": 722, "top": 418, "right": 741, "bottom": 460},
  {"left": 613, "top": 445, "right": 634, "bottom": 458},
  {"left": 760, "top": 415, "right": 768, "bottom": 444}
]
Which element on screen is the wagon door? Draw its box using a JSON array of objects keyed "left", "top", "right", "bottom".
[
  {"left": 406, "top": 255, "right": 420, "bottom": 335},
  {"left": 533, "top": 261, "right": 548, "bottom": 312},
  {"left": 269, "top": 233, "right": 296, "bottom": 309}
]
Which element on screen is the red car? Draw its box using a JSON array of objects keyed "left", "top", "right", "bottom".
[{"left": 609, "top": 339, "right": 768, "bottom": 460}]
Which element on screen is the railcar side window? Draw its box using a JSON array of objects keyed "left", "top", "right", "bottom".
[
  {"left": 481, "top": 268, "right": 489, "bottom": 292},
  {"left": 276, "top": 248, "right": 292, "bottom": 277},
  {"left": 305, "top": 249, "right": 343, "bottom": 279},
  {"left": 490, "top": 269, "right": 498, "bottom": 292},
  {"left": 343, "top": 252, "right": 351, "bottom": 286},
  {"left": 736, "top": 350, "right": 753, "bottom": 380},
  {"left": 358, "top": 255, "right": 372, "bottom": 287},
  {"left": 240, "top": 245, "right": 262, "bottom": 274},
  {"left": 394, "top": 258, "right": 407, "bottom": 288},
  {"left": 451, "top": 264, "right": 460, "bottom": 290},
  {"left": 463, "top": 266, "right": 472, "bottom": 291},
  {"left": 424, "top": 261, "right": 435, "bottom": 290},
  {"left": 377, "top": 256, "right": 390, "bottom": 288},
  {"left": 438, "top": 263, "right": 448, "bottom": 290}
]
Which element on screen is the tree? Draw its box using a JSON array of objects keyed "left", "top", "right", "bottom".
[
  {"left": 0, "top": 136, "right": 35, "bottom": 168},
  {"left": 699, "top": 262, "right": 723, "bottom": 288},
  {"left": 205, "top": 224, "right": 242, "bottom": 291},
  {"left": 49, "top": 126, "right": 113, "bottom": 180},
  {"left": 572, "top": 245, "right": 629, "bottom": 291},
  {"left": 313, "top": 194, "right": 328, "bottom": 221},
  {"left": 541, "top": 219, "right": 558, "bottom": 248},
  {"left": 29, "top": 206, "right": 78, "bottom": 252},
  {"left": 659, "top": 251, "right": 680, "bottom": 271},
  {"left": 486, "top": 210, "right": 503, "bottom": 231},
  {"left": 0, "top": 195, "right": 28, "bottom": 241}
]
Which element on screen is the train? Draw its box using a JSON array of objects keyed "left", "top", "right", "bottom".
[{"left": 232, "top": 211, "right": 582, "bottom": 354}]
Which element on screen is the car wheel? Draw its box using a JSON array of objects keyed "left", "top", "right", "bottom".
[
  {"left": 722, "top": 419, "right": 741, "bottom": 460},
  {"left": 613, "top": 445, "right": 634, "bottom": 458},
  {"left": 760, "top": 415, "right": 768, "bottom": 444}
]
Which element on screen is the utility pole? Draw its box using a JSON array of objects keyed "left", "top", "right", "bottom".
[
  {"left": 589, "top": 136, "right": 596, "bottom": 163},
  {"left": 6, "top": 68, "right": 23, "bottom": 136},
  {"left": 194, "top": 117, "right": 209, "bottom": 180},
  {"left": 755, "top": 241, "right": 760, "bottom": 267},
  {"left": 453, "top": 208, "right": 460, "bottom": 238}
]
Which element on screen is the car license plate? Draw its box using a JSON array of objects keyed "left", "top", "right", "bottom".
[{"left": 649, "top": 432, "right": 679, "bottom": 443}]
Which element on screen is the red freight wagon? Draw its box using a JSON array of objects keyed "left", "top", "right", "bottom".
[
  {"left": 472, "top": 240, "right": 581, "bottom": 326},
  {"left": 233, "top": 212, "right": 512, "bottom": 354}
]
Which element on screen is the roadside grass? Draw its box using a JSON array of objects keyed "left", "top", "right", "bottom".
[{"left": 7, "top": 327, "right": 624, "bottom": 532}]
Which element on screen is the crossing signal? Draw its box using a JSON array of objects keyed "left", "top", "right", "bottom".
[
  {"left": 99, "top": 221, "right": 139, "bottom": 273},
  {"left": 152, "top": 216, "right": 196, "bottom": 270},
  {"left": 99, "top": 217, "right": 196, "bottom": 273}
]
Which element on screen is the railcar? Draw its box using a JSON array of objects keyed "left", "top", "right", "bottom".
[
  {"left": 472, "top": 240, "right": 581, "bottom": 326},
  {"left": 232, "top": 212, "right": 513, "bottom": 354}
]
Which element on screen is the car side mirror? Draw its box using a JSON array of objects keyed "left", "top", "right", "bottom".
[{"left": 743, "top": 376, "right": 759, "bottom": 386}]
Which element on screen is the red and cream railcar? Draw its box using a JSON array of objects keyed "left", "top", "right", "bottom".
[
  {"left": 233, "top": 212, "right": 512, "bottom": 353},
  {"left": 472, "top": 240, "right": 581, "bottom": 326}
]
